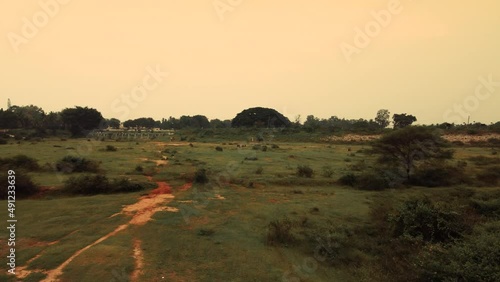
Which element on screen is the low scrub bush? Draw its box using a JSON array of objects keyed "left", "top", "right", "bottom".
[
  {"left": 63, "top": 175, "right": 146, "bottom": 195},
  {"left": 390, "top": 197, "right": 469, "bottom": 243},
  {"left": 410, "top": 162, "right": 469, "bottom": 187},
  {"left": 215, "top": 146, "right": 223, "bottom": 152},
  {"left": 0, "top": 155, "right": 40, "bottom": 171},
  {"left": 266, "top": 218, "right": 295, "bottom": 246},
  {"left": 0, "top": 172, "right": 39, "bottom": 199},
  {"left": 321, "top": 166, "right": 334, "bottom": 178},
  {"left": 194, "top": 168, "right": 209, "bottom": 184},
  {"left": 56, "top": 156, "right": 100, "bottom": 173},
  {"left": 468, "top": 155, "right": 500, "bottom": 166},
  {"left": 105, "top": 145, "right": 117, "bottom": 152},
  {"left": 418, "top": 222, "right": 500, "bottom": 282},
  {"left": 338, "top": 173, "right": 358, "bottom": 187},
  {"left": 297, "top": 165, "right": 314, "bottom": 178}
]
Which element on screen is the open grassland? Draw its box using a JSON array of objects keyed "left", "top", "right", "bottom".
[{"left": 0, "top": 136, "right": 499, "bottom": 281}]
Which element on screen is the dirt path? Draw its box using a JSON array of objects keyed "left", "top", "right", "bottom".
[{"left": 38, "top": 181, "right": 182, "bottom": 282}]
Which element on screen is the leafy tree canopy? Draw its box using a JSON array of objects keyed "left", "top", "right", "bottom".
[{"left": 231, "top": 107, "right": 291, "bottom": 128}]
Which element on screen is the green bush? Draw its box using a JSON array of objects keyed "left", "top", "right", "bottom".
[
  {"left": 470, "top": 190, "right": 500, "bottom": 218},
  {"left": 356, "top": 172, "right": 390, "bottom": 191},
  {"left": 266, "top": 218, "right": 295, "bottom": 246},
  {"left": 418, "top": 222, "right": 500, "bottom": 282},
  {"left": 390, "top": 198, "right": 469, "bottom": 243},
  {"left": 0, "top": 172, "right": 40, "bottom": 199},
  {"left": 0, "top": 155, "right": 40, "bottom": 171},
  {"left": 56, "top": 156, "right": 100, "bottom": 173},
  {"left": 410, "top": 162, "right": 469, "bottom": 187},
  {"left": 63, "top": 175, "right": 146, "bottom": 195},
  {"left": 338, "top": 173, "right": 358, "bottom": 187},
  {"left": 105, "top": 145, "right": 117, "bottom": 152},
  {"left": 297, "top": 165, "right": 314, "bottom": 178},
  {"left": 194, "top": 168, "right": 209, "bottom": 184}
]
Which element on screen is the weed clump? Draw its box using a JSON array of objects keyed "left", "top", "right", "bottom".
[
  {"left": 63, "top": 175, "right": 146, "bottom": 195},
  {"left": 194, "top": 168, "right": 209, "bottom": 184},
  {"left": 297, "top": 165, "right": 314, "bottom": 178},
  {"left": 105, "top": 145, "right": 117, "bottom": 152},
  {"left": 56, "top": 156, "right": 101, "bottom": 173},
  {"left": 267, "top": 218, "right": 295, "bottom": 246}
]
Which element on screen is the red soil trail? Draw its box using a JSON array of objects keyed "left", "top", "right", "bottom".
[{"left": 39, "top": 181, "right": 187, "bottom": 282}]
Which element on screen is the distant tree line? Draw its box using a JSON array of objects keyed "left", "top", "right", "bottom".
[{"left": 0, "top": 104, "right": 499, "bottom": 137}]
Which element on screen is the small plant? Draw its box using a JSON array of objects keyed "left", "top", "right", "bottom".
[
  {"left": 197, "top": 229, "right": 215, "bottom": 236},
  {"left": 267, "top": 218, "right": 295, "bottom": 246},
  {"left": 194, "top": 168, "right": 209, "bottom": 184},
  {"left": 56, "top": 156, "right": 100, "bottom": 173},
  {"left": 105, "top": 145, "right": 117, "bottom": 152},
  {"left": 338, "top": 173, "right": 358, "bottom": 186},
  {"left": 0, "top": 173, "right": 39, "bottom": 199},
  {"left": 271, "top": 144, "right": 280, "bottom": 149},
  {"left": 215, "top": 146, "right": 223, "bottom": 152},
  {"left": 297, "top": 165, "right": 314, "bottom": 178},
  {"left": 135, "top": 165, "right": 144, "bottom": 172},
  {"left": 261, "top": 145, "right": 268, "bottom": 152},
  {"left": 255, "top": 166, "right": 263, "bottom": 174}
]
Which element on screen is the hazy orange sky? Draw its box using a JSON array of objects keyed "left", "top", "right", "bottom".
[{"left": 1, "top": 1, "right": 499, "bottom": 124}]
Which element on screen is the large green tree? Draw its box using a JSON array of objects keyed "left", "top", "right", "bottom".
[
  {"left": 231, "top": 107, "right": 291, "bottom": 128},
  {"left": 61, "top": 107, "right": 104, "bottom": 136},
  {"left": 393, "top": 113, "right": 417, "bottom": 129},
  {"left": 372, "top": 126, "right": 453, "bottom": 180},
  {"left": 375, "top": 109, "right": 390, "bottom": 128}
]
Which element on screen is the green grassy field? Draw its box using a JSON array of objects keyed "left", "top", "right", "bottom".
[{"left": 0, "top": 137, "right": 498, "bottom": 281}]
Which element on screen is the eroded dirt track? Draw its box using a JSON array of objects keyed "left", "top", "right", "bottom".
[{"left": 19, "top": 181, "right": 184, "bottom": 282}]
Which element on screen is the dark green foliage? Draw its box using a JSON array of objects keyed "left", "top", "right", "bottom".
[
  {"left": 297, "top": 165, "right": 314, "bottom": 178},
  {"left": 60, "top": 106, "right": 104, "bottom": 137},
  {"left": 410, "top": 162, "right": 469, "bottom": 187},
  {"left": 135, "top": 165, "right": 144, "bottom": 172},
  {"left": 392, "top": 113, "right": 417, "bottom": 128},
  {"left": 338, "top": 173, "right": 358, "bottom": 187},
  {"left": 231, "top": 107, "right": 291, "bottom": 128},
  {"left": 470, "top": 190, "right": 500, "bottom": 218},
  {"left": 0, "top": 155, "right": 40, "bottom": 171},
  {"left": 105, "top": 145, "right": 117, "bottom": 152},
  {"left": 63, "top": 175, "right": 146, "bottom": 195},
  {"left": 194, "top": 168, "right": 209, "bottom": 184},
  {"left": 372, "top": 126, "right": 453, "bottom": 180},
  {"left": 0, "top": 172, "right": 39, "bottom": 199},
  {"left": 267, "top": 218, "right": 295, "bottom": 246},
  {"left": 418, "top": 222, "right": 500, "bottom": 282},
  {"left": 215, "top": 146, "right": 223, "bottom": 152},
  {"left": 390, "top": 198, "right": 469, "bottom": 243},
  {"left": 56, "top": 156, "right": 100, "bottom": 173}
]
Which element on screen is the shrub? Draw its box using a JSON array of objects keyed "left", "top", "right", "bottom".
[
  {"left": 63, "top": 175, "right": 146, "bottom": 195},
  {"left": 338, "top": 173, "right": 358, "bottom": 187},
  {"left": 215, "top": 146, "right": 223, "bottom": 152},
  {"left": 194, "top": 168, "right": 209, "bottom": 184},
  {"left": 105, "top": 145, "right": 117, "bottom": 152},
  {"left": 418, "top": 222, "right": 500, "bottom": 282},
  {"left": 468, "top": 156, "right": 500, "bottom": 166},
  {"left": 0, "top": 139, "right": 7, "bottom": 145},
  {"left": 266, "top": 218, "right": 295, "bottom": 246},
  {"left": 410, "top": 162, "right": 469, "bottom": 187},
  {"left": 356, "top": 172, "right": 390, "bottom": 191},
  {"left": 64, "top": 175, "right": 110, "bottom": 195},
  {"left": 0, "top": 155, "right": 40, "bottom": 171},
  {"left": 261, "top": 145, "right": 268, "bottom": 152},
  {"left": 271, "top": 144, "right": 280, "bottom": 149},
  {"left": 135, "top": 165, "right": 144, "bottom": 172},
  {"left": 244, "top": 157, "right": 258, "bottom": 161},
  {"left": 255, "top": 166, "right": 263, "bottom": 174},
  {"left": 0, "top": 172, "right": 40, "bottom": 199},
  {"left": 56, "top": 156, "right": 100, "bottom": 173},
  {"left": 297, "top": 165, "right": 314, "bottom": 178},
  {"left": 390, "top": 197, "right": 469, "bottom": 243}
]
